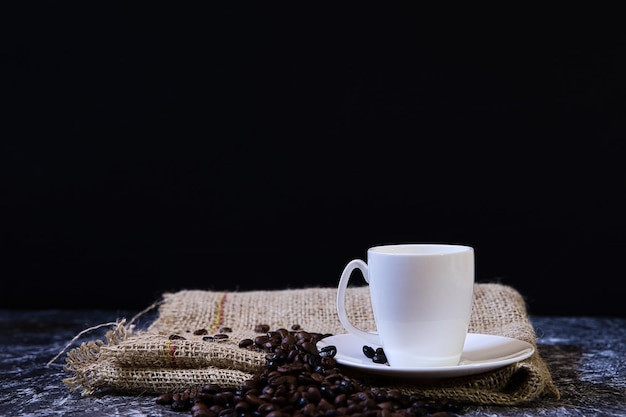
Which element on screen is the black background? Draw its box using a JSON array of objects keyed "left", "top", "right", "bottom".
[{"left": 3, "top": 3, "right": 625, "bottom": 316}]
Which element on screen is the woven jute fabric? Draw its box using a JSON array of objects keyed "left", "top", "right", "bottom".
[{"left": 63, "top": 283, "right": 560, "bottom": 405}]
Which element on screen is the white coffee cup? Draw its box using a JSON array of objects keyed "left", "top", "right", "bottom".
[{"left": 336, "top": 244, "right": 474, "bottom": 367}]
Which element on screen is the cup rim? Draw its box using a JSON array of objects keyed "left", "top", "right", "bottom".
[{"left": 368, "top": 243, "right": 473, "bottom": 255}]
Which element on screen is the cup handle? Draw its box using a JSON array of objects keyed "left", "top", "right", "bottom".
[{"left": 336, "top": 259, "right": 381, "bottom": 345}]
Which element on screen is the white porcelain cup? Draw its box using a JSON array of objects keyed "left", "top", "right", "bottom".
[{"left": 336, "top": 244, "right": 474, "bottom": 367}]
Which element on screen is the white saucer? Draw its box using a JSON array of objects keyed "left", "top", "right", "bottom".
[{"left": 316, "top": 333, "right": 535, "bottom": 379}]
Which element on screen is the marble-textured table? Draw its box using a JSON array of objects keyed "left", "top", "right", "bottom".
[{"left": 1, "top": 310, "right": 625, "bottom": 416}]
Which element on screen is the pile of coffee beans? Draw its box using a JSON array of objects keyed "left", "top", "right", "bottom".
[{"left": 155, "top": 324, "right": 464, "bottom": 416}]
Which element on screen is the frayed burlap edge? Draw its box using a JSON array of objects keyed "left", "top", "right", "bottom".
[{"left": 62, "top": 321, "right": 132, "bottom": 396}]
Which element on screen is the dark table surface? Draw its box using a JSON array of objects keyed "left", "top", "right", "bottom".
[{"left": 1, "top": 309, "right": 625, "bottom": 417}]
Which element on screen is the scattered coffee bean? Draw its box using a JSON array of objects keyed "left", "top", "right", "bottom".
[
  {"left": 219, "top": 326, "right": 233, "bottom": 333},
  {"left": 168, "top": 334, "right": 186, "bottom": 340},
  {"left": 156, "top": 325, "right": 464, "bottom": 416},
  {"left": 155, "top": 393, "right": 173, "bottom": 405},
  {"left": 193, "top": 328, "right": 208, "bottom": 336},
  {"left": 213, "top": 333, "right": 229, "bottom": 340},
  {"left": 362, "top": 345, "right": 375, "bottom": 358},
  {"left": 373, "top": 347, "right": 389, "bottom": 364},
  {"left": 201, "top": 336, "right": 214, "bottom": 342},
  {"left": 290, "top": 324, "right": 301, "bottom": 330},
  {"left": 254, "top": 323, "right": 270, "bottom": 333}
]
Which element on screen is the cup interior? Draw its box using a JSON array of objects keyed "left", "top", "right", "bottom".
[{"left": 369, "top": 244, "right": 471, "bottom": 255}]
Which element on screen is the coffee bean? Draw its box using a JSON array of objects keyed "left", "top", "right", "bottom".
[
  {"left": 362, "top": 345, "right": 375, "bottom": 358},
  {"left": 244, "top": 392, "right": 264, "bottom": 407},
  {"left": 190, "top": 402, "right": 212, "bottom": 417},
  {"left": 299, "top": 341, "right": 317, "bottom": 355},
  {"left": 372, "top": 352, "right": 388, "bottom": 364},
  {"left": 238, "top": 338, "right": 254, "bottom": 348},
  {"left": 319, "top": 345, "right": 337, "bottom": 358},
  {"left": 320, "top": 356, "right": 337, "bottom": 368},
  {"left": 372, "top": 347, "right": 388, "bottom": 364},
  {"left": 155, "top": 393, "right": 173, "bottom": 405},
  {"left": 253, "top": 335, "right": 268, "bottom": 346},
  {"left": 202, "top": 384, "right": 222, "bottom": 394},
  {"left": 216, "top": 407, "right": 234, "bottom": 416},
  {"left": 193, "top": 328, "right": 209, "bottom": 336},
  {"left": 310, "top": 372, "right": 324, "bottom": 383},
  {"left": 254, "top": 324, "right": 270, "bottom": 333}
]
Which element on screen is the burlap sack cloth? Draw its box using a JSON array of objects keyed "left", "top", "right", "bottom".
[{"left": 63, "top": 283, "right": 560, "bottom": 405}]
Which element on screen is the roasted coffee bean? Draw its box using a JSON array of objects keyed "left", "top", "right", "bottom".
[
  {"left": 372, "top": 347, "right": 389, "bottom": 364},
  {"left": 155, "top": 393, "right": 174, "bottom": 405},
  {"left": 320, "top": 356, "right": 337, "bottom": 368},
  {"left": 244, "top": 392, "right": 264, "bottom": 407},
  {"left": 201, "top": 384, "right": 222, "bottom": 394},
  {"left": 362, "top": 345, "right": 375, "bottom": 358},
  {"left": 238, "top": 338, "right": 254, "bottom": 348},
  {"left": 372, "top": 352, "right": 388, "bottom": 364},
  {"left": 281, "top": 334, "right": 296, "bottom": 345},
  {"left": 299, "top": 341, "right": 317, "bottom": 355},
  {"left": 213, "top": 391, "right": 233, "bottom": 407},
  {"left": 216, "top": 407, "right": 234, "bottom": 416},
  {"left": 193, "top": 328, "right": 209, "bottom": 336},
  {"left": 254, "top": 324, "right": 270, "bottom": 333},
  {"left": 202, "top": 336, "right": 214, "bottom": 342},
  {"left": 240, "top": 378, "right": 258, "bottom": 392},
  {"left": 275, "top": 328, "right": 290, "bottom": 337},
  {"left": 219, "top": 326, "right": 232, "bottom": 333},
  {"left": 318, "top": 345, "right": 337, "bottom": 358},
  {"left": 190, "top": 402, "right": 213, "bottom": 417},
  {"left": 170, "top": 392, "right": 192, "bottom": 411},
  {"left": 253, "top": 335, "right": 268, "bottom": 346},
  {"left": 168, "top": 334, "right": 186, "bottom": 340},
  {"left": 310, "top": 372, "right": 324, "bottom": 383},
  {"left": 213, "top": 333, "right": 229, "bottom": 340}
]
